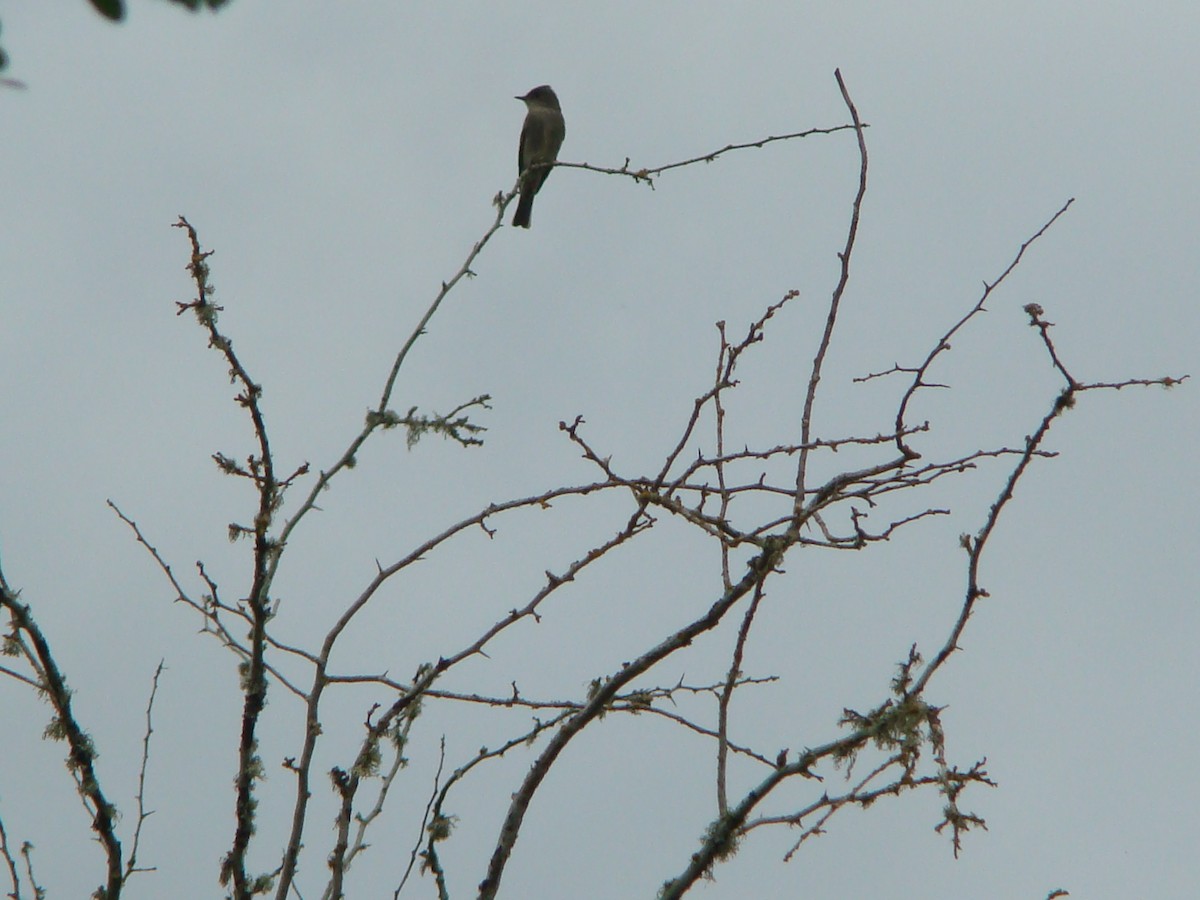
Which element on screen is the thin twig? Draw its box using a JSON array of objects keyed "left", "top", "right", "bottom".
[
  {"left": 0, "top": 808, "right": 23, "bottom": 900},
  {"left": 892, "top": 200, "right": 1076, "bottom": 453},
  {"left": 394, "top": 737, "right": 447, "bottom": 899},
  {"left": 123, "top": 661, "right": 165, "bottom": 883},
  {"left": 794, "top": 69, "right": 872, "bottom": 525},
  {"left": 553, "top": 122, "right": 866, "bottom": 186}
]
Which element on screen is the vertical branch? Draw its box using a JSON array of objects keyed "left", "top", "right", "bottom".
[
  {"left": 123, "top": 660, "right": 165, "bottom": 884},
  {"left": 20, "top": 844, "right": 43, "bottom": 900},
  {"left": 793, "top": 69, "right": 870, "bottom": 525},
  {"left": 712, "top": 322, "right": 737, "bottom": 814},
  {"left": 712, "top": 323, "right": 734, "bottom": 593},
  {"left": 715, "top": 581, "right": 766, "bottom": 815},
  {"left": 393, "top": 736, "right": 447, "bottom": 900},
  {"left": 173, "top": 219, "right": 279, "bottom": 899},
  {"left": 0, "top": 805, "right": 25, "bottom": 899},
  {"left": 274, "top": 650, "right": 331, "bottom": 900}
]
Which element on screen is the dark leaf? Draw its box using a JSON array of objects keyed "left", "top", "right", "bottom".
[{"left": 88, "top": 0, "right": 126, "bottom": 21}]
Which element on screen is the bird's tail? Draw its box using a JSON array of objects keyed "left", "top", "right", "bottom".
[{"left": 512, "top": 193, "right": 534, "bottom": 228}]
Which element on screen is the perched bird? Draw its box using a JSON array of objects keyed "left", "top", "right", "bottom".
[{"left": 512, "top": 85, "right": 565, "bottom": 228}]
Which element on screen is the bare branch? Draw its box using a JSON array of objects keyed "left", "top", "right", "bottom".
[
  {"left": 122, "top": 661, "right": 165, "bottom": 884},
  {"left": 794, "top": 69, "right": 873, "bottom": 525},
  {"left": 0, "top": 568, "right": 124, "bottom": 898},
  {"left": 552, "top": 122, "right": 866, "bottom": 186},
  {"left": 394, "top": 736, "right": 447, "bottom": 899},
  {"left": 0, "top": 807, "right": 24, "bottom": 900},
  {"left": 892, "top": 200, "right": 1076, "bottom": 453}
]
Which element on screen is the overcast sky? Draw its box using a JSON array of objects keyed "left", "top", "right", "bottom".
[{"left": 1, "top": 3, "right": 1197, "bottom": 899}]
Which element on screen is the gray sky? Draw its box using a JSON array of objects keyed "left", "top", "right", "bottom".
[{"left": 1, "top": 3, "right": 1197, "bottom": 898}]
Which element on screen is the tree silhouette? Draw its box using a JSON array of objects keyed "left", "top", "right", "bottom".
[{"left": 0, "top": 72, "right": 1185, "bottom": 900}]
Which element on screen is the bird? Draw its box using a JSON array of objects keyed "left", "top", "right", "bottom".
[{"left": 512, "top": 85, "right": 566, "bottom": 228}]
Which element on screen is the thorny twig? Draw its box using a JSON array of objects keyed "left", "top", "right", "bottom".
[
  {"left": 122, "top": 661, "right": 164, "bottom": 883},
  {"left": 68, "top": 69, "right": 1182, "bottom": 900}
]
